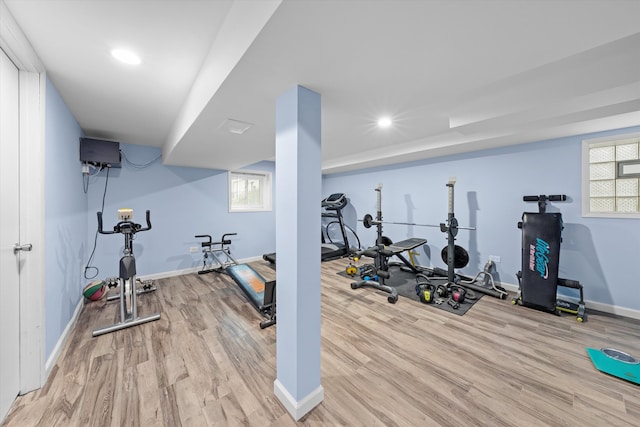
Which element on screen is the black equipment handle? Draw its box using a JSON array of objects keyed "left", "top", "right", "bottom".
[
  {"left": 138, "top": 210, "right": 152, "bottom": 232},
  {"left": 522, "top": 194, "right": 567, "bottom": 202},
  {"left": 522, "top": 194, "right": 567, "bottom": 213},
  {"left": 221, "top": 233, "right": 237, "bottom": 245},
  {"left": 195, "top": 234, "right": 213, "bottom": 247},
  {"left": 195, "top": 233, "right": 237, "bottom": 247}
]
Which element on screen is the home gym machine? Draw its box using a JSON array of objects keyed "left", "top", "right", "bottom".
[
  {"left": 92, "top": 209, "right": 160, "bottom": 337},
  {"left": 417, "top": 178, "right": 507, "bottom": 303},
  {"left": 351, "top": 184, "right": 428, "bottom": 303},
  {"left": 512, "top": 194, "right": 586, "bottom": 322},
  {"left": 195, "top": 233, "right": 276, "bottom": 328}
]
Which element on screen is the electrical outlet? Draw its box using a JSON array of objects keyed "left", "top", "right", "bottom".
[
  {"left": 489, "top": 255, "right": 501, "bottom": 263},
  {"left": 189, "top": 246, "right": 199, "bottom": 253}
]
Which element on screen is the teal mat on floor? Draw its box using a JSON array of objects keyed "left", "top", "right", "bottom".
[{"left": 339, "top": 264, "right": 482, "bottom": 316}]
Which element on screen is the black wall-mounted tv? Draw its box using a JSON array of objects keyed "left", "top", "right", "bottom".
[{"left": 79, "top": 137, "right": 121, "bottom": 168}]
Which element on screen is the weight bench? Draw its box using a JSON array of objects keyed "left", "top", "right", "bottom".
[
  {"left": 351, "top": 237, "right": 427, "bottom": 303},
  {"left": 387, "top": 238, "right": 429, "bottom": 272}
]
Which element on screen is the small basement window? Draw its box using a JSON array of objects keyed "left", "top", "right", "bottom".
[
  {"left": 228, "top": 170, "right": 272, "bottom": 212},
  {"left": 583, "top": 132, "right": 640, "bottom": 218}
]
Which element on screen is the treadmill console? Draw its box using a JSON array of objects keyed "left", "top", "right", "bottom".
[{"left": 322, "top": 193, "right": 347, "bottom": 210}]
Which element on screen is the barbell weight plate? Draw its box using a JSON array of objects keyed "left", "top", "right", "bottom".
[
  {"left": 378, "top": 235, "right": 393, "bottom": 246},
  {"left": 440, "top": 244, "right": 470, "bottom": 269},
  {"left": 363, "top": 213, "right": 373, "bottom": 229}
]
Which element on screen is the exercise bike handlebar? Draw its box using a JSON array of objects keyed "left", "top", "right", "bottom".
[
  {"left": 97, "top": 210, "right": 152, "bottom": 235},
  {"left": 139, "top": 210, "right": 152, "bottom": 232}
]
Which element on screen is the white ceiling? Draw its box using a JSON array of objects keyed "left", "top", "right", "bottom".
[{"left": 4, "top": 0, "right": 640, "bottom": 174}]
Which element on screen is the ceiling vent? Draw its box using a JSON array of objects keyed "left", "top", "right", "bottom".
[{"left": 220, "top": 118, "right": 253, "bottom": 135}]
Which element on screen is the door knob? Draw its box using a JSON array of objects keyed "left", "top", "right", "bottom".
[{"left": 13, "top": 243, "right": 32, "bottom": 254}]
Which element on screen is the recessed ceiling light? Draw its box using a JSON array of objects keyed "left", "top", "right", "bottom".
[
  {"left": 377, "top": 117, "right": 392, "bottom": 128},
  {"left": 111, "top": 48, "right": 141, "bottom": 65}
]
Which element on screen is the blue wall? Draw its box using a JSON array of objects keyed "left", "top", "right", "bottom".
[
  {"left": 323, "top": 126, "right": 640, "bottom": 313},
  {"left": 44, "top": 78, "right": 86, "bottom": 359},
  {"left": 85, "top": 144, "right": 275, "bottom": 280},
  {"left": 43, "top": 91, "right": 276, "bottom": 360},
  {"left": 42, "top": 85, "right": 640, "bottom": 363}
]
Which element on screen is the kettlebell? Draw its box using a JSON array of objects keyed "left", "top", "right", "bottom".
[
  {"left": 436, "top": 284, "right": 449, "bottom": 299},
  {"left": 416, "top": 283, "right": 436, "bottom": 304},
  {"left": 450, "top": 286, "right": 466, "bottom": 304}
]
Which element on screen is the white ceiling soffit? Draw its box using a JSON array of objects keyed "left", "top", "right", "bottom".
[
  {"left": 3, "top": 0, "right": 239, "bottom": 147},
  {"left": 165, "top": 0, "right": 640, "bottom": 174},
  {"left": 3, "top": 1, "right": 640, "bottom": 174}
]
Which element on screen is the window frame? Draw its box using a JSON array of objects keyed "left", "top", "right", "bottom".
[
  {"left": 582, "top": 132, "right": 640, "bottom": 219},
  {"left": 228, "top": 169, "right": 273, "bottom": 213}
]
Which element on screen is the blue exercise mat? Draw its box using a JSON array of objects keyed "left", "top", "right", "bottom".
[{"left": 587, "top": 347, "right": 640, "bottom": 385}]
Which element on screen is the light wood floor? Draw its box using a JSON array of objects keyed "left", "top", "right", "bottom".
[{"left": 3, "top": 259, "right": 640, "bottom": 426}]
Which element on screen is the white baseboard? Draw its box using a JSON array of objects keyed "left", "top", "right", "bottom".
[
  {"left": 138, "top": 256, "right": 265, "bottom": 281},
  {"left": 274, "top": 379, "right": 324, "bottom": 421},
  {"left": 45, "top": 297, "right": 84, "bottom": 378},
  {"left": 496, "top": 281, "right": 640, "bottom": 321},
  {"left": 571, "top": 300, "right": 640, "bottom": 320},
  {"left": 138, "top": 266, "right": 200, "bottom": 281}
]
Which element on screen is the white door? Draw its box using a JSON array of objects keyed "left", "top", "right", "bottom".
[{"left": 0, "top": 46, "right": 21, "bottom": 422}]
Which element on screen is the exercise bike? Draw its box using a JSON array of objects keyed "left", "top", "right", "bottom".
[{"left": 92, "top": 208, "right": 161, "bottom": 337}]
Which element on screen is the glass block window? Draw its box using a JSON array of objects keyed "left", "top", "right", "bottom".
[{"left": 583, "top": 133, "right": 640, "bottom": 218}]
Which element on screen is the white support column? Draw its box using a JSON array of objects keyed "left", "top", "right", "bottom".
[{"left": 274, "top": 85, "right": 323, "bottom": 420}]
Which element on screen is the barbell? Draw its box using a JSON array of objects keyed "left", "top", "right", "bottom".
[{"left": 359, "top": 213, "right": 475, "bottom": 231}]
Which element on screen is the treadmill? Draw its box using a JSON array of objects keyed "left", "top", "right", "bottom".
[
  {"left": 320, "top": 193, "right": 352, "bottom": 261},
  {"left": 263, "top": 193, "right": 354, "bottom": 264}
]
